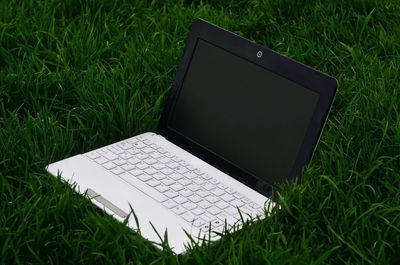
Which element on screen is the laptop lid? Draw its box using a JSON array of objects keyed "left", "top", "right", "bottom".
[{"left": 157, "top": 19, "right": 337, "bottom": 197}]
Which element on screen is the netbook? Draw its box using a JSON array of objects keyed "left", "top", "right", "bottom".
[{"left": 46, "top": 19, "right": 337, "bottom": 254}]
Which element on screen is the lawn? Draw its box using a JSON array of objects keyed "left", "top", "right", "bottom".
[{"left": 1, "top": 0, "right": 399, "bottom": 264}]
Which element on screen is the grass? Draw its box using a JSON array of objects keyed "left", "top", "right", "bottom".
[{"left": 1, "top": 0, "right": 399, "bottom": 264}]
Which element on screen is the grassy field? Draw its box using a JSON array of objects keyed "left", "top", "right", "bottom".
[{"left": 1, "top": 0, "right": 399, "bottom": 264}]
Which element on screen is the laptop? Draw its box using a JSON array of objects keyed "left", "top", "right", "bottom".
[{"left": 46, "top": 18, "right": 337, "bottom": 254}]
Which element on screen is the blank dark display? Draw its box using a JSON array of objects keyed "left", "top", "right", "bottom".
[{"left": 169, "top": 39, "right": 319, "bottom": 184}]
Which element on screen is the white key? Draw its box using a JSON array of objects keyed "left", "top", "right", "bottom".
[
  {"left": 157, "top": 147, "right": 167, "bottom": 154},
  {"left": 164, "top": 190, "right": 179, "bottom": 199},
  {"left": 113, "top": 159, "right": 126, "bottom": 166},
  {"left": 201, "top": 174, "right": 211, "bottom": 180},
  {"left": 206, "top": 196, "right": 219, "bottom": 204},
  {"left": 253, "top": 209, "right": 264, "bottom": 217},
  {"left": 102, "top": 151, "right": 118, "bottom": 161},
  {"left": 136, "top": 153, "right": 148, "bottom": 160},
  {"left": 99, "top": 149, "right": 118, "bottom": 161},
  {"left": 200, "top": 212, "right": 214, "bottom": 223},
  {"left": 218, "top": 212, "right": 237, "bottom": 226},
  {"left": 86, "top": 151, "right": 100, "bottom": 159},
  {"left": 242, "top": 197, "right": 251, "bottom": 203},
  {"left": 179, "top": 188, "right": 193, "bottom": 197},
  {"left": 129, "top": 169, "right": 143, "bottom": 176},
  {"left": 200, "top": 223, "right": 211, "bottom": 232},
  {"left": 193, "top": 177, "right": 205, "bottom": 185},
  {"left": 164, "top": 152, "right": 173, "bottom": 158},
  {"left": 192, "top": 208, "right": 205, "bottom": 216},
  {"left": 248, "top": 207, "right": 263, "bottom": 217},
  {"left": 161, "top": 168, "right": 174, "bottom": 175},
  {"left": 146, "top": 179, "right": 161, "bottom": 187},
  {"left": 193, "top": 218, "right": 206, "bottom": 227},
  {"left": 257, "top": 205, "right": 266, "bottom": 214},
  {"left": 182, "top": 201, "right": 197, "bottom": 211},
  {"left": 161, "top": 178, "right": 175, "bottom": 186},
  {"left": 185, "top": 172, "right": 200, "bottom": 176},
  {"left": 94, "top": 156, "right": 108, "bottom": 164},
  {"left": 167, "top": 162, "right": 179, "bottom": 169},
  {"left": 136, "top": 162, "right": 148, "bottom": 170},
  {"left": 198, "top": 200, "right": 212, "bottom": 209},
  {"left": 128, "top": 158, "right": 141, "bottom": 164},
  {"left": 171, "top": 183, "right": 185, "bottom": 192},
  {"left": 215, "top": 201, "right": 229, "bottom": 209},
  {"left": 142, "top": 147, "right": 154, "bottom": 154},
  {"left": 159, "top": 157, "right": 170, "bottom": 163},
  {"left": 197, "top": 190, "right": 209, "bottom": 198},
  {"left": 127, "top": 138, "right": 139, "bottom": 144},
  {"left": 143, "top": 139, "right": 152, "bottom": 145},
  {"left": 231, "top": 199, "right": 245, "bottom": 208},
  {"left": 193, "top": 169, "right": 203, "bottom": 175},
  {"left": 250, "top": 203, "right": 263, "bottom": 211},
  {"left": 118, "top": 142, "right": 132, "bottom": 150},
  {"left": 221, "top": 194, "right": 235, "bottom": 202},
  {"left": 120, "top": 152, "right": 132, "bottom": 160},
  {"left": 110, "top": 167, "right": 124, "bottom": 175},
  {"left": 235, "top": 212, "right": 248, "bottom": 221},
  {"left": 181, "top": 211, "right": 196, "bottom": 222},
  {"left": 189, "top": 194, "right": 202, "bottom": 203},
  {"left": 186, "top": 164, "right": 195, "bottom": 171},
  {"left": 208, "top": 206, "right": 221, "bottom": 215},
  {"left": 211, "top": 227, "right": 223, "bottom": 236},
  {"left": 132, "top": 142, "right": 146, "bottom": 148},
  {"left": 121, "top": 163, "right": 135, "bottom": 171},
  {"left": 171, "top": 156, "right": 180, "bottom": 162},
  {"left": 174, "top": 195, "right": 188, "bottom": 204},
  {"left": 155, "top": 184, "right": 169, "bottom": 193},
  {"left": 176, "top": 167, "right": 188, "bottom": 174},
  {"left": 209, "top": 178, "right": 218, "bottom": 185},
  {"left": 144, "top": 168, "right": 157, "bottom": 175},
  {"left": 217, "top": 183, "right": 227, "bottom": 190},
  {"left": 119, "top": 172, "right": 167, "bottom": 202},
  {"left": 163, "top": 200, "right": 177, "bottom": 209},
  {"left": 153, "top": 173, "right": 166, "bottom": 180},
  {"left": 240, "top": 206, "right": 253, "bottom": 216},
  {"left": 152, "top": 163, "right": 165, "bottom": 170},
  {"left": 233, "top": 192, "right": 243, "bottom": 199},
  {"left": 187, "top": 184, "right": 200, "bottom": 192},
  {"left": 103, "top": 161, "right": 116, "bottom": 170},
  {"left": 137, "top": 174, "right": 151, "bottom": 182},
  {"left": 211, "top": 219, "right": 223, "bottom": 228},
  {"left": 225, "top": 206, "right": 239, "bottom": 216},
  {"left": 203, "top": 182, "right": 215, "bottom": 190},
  {"left": 212, "top": 188, "right": 225, "bottom": 196},
  {"left": 178, "top": 178, "right": 191, "bottom": 186},
  {"left": 151, "top": 152, "right": 163, "bottom": 159},
  {"left": 109, "top": 145, "right": 124, "bottom": 154},
  {"left": 172, "top": 205, "right": 186, "bottom": 215},
  {"left": 128, "top": 148, "right": 141, "bottom": 155},
  {"left": 169, "top": 173, "right": 184, "bottom": 181},
  {"left": 178, "top": 160, "right": 187, "bottom": 166},
  {"left": 225, "top": 187, "right": 235, "bottom": 194},
  {"left": 144, "top": 158, "right": 157, "bottom": 165}
]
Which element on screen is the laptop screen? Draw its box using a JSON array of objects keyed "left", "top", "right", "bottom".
[{"left": 169, "top": 39, "right": 320, "bottom": 185}]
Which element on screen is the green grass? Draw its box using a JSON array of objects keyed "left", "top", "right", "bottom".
[{"left": 1, "top": 0, "right": 399, "bottom": 264}]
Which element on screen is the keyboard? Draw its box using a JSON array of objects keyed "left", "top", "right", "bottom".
[{"left": 85, "top": 135, "right": 265, "bottom": 236}]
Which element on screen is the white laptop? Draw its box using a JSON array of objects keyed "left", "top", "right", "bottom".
[{"left": 46, "top": 18, "right": 337, "bottom": 254}]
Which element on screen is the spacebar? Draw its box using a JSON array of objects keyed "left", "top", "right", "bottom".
[{"left": 119, "top": 172, "right": 168, "bottom": 202}]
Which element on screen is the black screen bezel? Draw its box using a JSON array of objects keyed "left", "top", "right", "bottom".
[{"left": 157, "top": 19, "right": 337, "bottom": 197}]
